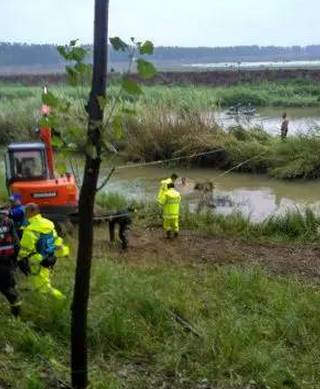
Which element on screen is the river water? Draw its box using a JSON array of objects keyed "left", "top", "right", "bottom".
[
  {"left": 101, "top": 165, "right": 320, "bottom": 222},
  {"left": 216, "top": 107, "right": 320, "bottom": 135},
  {"left": 185, "top": 60, "right": 320, "bottom": 70}
]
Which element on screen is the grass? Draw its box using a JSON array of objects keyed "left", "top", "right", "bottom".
[
  {"left": 182, "top": 206, "right": 320, "bottom": 243},
  {"left": 121, "top": 107, "right": 320, "bottom": 180},
  {"left": 2, "top": 81, "right": 320, "bottom": 179},
  {"left": 1, "top": 247, "right": 320, "bottom": 388},
  {"left": 96, "top": 191, "right": 128, "bottom": 210},
  {"left": 94, "top": 191, "right": 320, "bottom": 244}
]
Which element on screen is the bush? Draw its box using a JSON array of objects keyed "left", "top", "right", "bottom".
[{"left": 217, "top": 87, "right": 268, "bottom": 107}]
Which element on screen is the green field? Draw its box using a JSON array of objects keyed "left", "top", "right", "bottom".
[
  {"left": 1, "top": 241, "right": 320, "bottom": 388},
  {"left": 2, "top": 78, "right": 320, "bottom": 388}
]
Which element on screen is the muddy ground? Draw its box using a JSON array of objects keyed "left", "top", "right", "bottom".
[{"left": 94, "top": 227, "right": 320, "bottom": 280}]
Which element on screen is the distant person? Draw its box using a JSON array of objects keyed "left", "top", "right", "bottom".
[
  {"left": 157, "top": 173, "right": 178, "bottom": 204},
  {"left": 280, "top": 112, "right": 289, "bottom": 139},
  {"left": 158, "top": 183, "right": 181, "bottom": 239}
]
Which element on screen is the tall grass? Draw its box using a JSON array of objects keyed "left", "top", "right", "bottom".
[
  {"left": 2, "top": 82, "right": 320, "bottom": 179},
  {"left": 96, "top": 191, "right": 128, "bottom": 210},
  {"left": 122, "top": 105, "right": 225, "bottom": 162},
  {"left": 182, "top": 206, "right": 320, "bottom": 243},
  {"left": 2, "top": 251, "right": 320, "bottom": 388}
]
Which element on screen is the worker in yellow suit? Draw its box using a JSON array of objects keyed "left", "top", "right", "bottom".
[
  {"left": 158, "top": 182, "right": 181, "bottom": 238},
  {"left": 157, "top": 173, "right": 178, "bottom": 204},
  {"left": 18, "top": 203, "right": 69, "bottom": 300}
]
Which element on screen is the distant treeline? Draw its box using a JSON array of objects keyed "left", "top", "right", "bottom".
[{"left": 1, "top": 42, "right": 320, "bottom": 66}]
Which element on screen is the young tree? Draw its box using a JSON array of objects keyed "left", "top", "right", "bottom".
[
  {"left": 71, "top": 1, "right": 109, "bottom": 387},
  {"left": 42, "top": 4, "right": 156, "bottom": 387}
]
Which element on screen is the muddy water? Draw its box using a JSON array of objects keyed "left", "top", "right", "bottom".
[
  {"left": 216, "top": 107, "right": 320, "bottom": 135},
  {"left": 101, "top": 165, "right": 320, "bottom": 222}
]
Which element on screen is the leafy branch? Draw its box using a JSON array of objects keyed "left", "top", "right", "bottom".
[{"left": 41, "top": 37, "right": 157, "bottom": 188}]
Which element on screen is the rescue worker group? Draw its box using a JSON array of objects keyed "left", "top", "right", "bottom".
[
  {"left": 0, "top": 173, "right": 200, "bottom": 317},
  {"left": 0, "top": 194, "right": 69, "bottom": 317}
]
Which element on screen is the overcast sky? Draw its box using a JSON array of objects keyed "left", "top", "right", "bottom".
[{"left": 0, "top": 0, "right": 319, "bottom": 47}]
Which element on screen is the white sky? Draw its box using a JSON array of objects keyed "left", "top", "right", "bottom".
[{"left": 0, "top": 0, "right": 319, "bottom": 47}]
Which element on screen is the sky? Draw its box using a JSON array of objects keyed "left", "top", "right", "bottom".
[{"left": 0, "top": 0, "right": 319, "bottom": 47}]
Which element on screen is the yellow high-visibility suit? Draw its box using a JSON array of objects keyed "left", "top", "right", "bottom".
[
  {"left": 18, "top": 214, "right": 69, "bottom": 300},
  {"left": 157, "top": 178, "right": 173, "bottom": 204},
  {"left": 158, "top": 188, "right": 181, "bottom": 232}
]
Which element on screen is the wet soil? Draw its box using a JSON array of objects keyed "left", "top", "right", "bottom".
[{"left": 95, "top": 227, "right": 320, "bottom": 280}]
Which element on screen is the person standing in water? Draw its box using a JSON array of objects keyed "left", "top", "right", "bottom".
[{"left": 280, "top": 112, "right": 289, "bottom": 139}]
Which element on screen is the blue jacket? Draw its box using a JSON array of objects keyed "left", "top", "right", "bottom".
[{"left": 9, "top": 205, "right": 25, "bottom": 229}]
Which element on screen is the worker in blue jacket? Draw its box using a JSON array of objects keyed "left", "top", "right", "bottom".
[{"left": 9, "top": 194, "right": 25, "bottom": 239}]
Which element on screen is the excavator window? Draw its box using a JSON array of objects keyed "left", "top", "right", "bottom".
[{"left": 10, "top": 150, "right": 48, "bottom": 180}]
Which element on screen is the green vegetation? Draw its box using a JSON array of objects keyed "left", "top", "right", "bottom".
[
  {"left": 95, "top": 191, "right": 320, "bottom": 244},
  {"left": 182, "top": 207, "right": 320, "bottom": 243},
  {"left": 122, "top": 110, "right": 320, "bottom": 179},
  {"left": 96, "top": 191, "right": 128, "bottom": 210},
  {"left": 1, "top": 250, "right": 320, "bottom": 388},
  {"left": 2, "top": 81, "right": 320, "bottom": 180}
]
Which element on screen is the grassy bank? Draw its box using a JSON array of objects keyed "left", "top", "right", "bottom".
[
  {"left": 122, "top": 112, "right": 320, "bottom": 180},
  {"left": 2, "top": 81, "right": 320, "bottom": 180},
  {"left": 96, "top": 192, "right": 320, "bottom": 244},
  {"left": 1, "top": 249, "right": 320, "bottom": 388},
  {"left": 182, "top": 207, "right": 320, "bottom": 244}
]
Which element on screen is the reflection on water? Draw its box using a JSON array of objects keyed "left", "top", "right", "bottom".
[
  {"left": 216, "top": 107, "right": 320, "bottom": 135},
  {"left": 101, "top": 166, "right": 320, "bottom": 222}
]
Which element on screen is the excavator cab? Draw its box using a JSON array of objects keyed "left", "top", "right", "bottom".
[
  {"left": 5, "top": 87, "right": 79, "bottom": 222},
  {"left": 6, "top": 143, "right": 48, "bottom": 183}
]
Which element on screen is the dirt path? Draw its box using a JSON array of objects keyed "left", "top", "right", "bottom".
[{"left": 97, "top": 228, "right": 320, "bottom": 279}]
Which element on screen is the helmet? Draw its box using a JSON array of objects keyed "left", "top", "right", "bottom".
[{"left": 9, "top": 193, "right": 22, "bottom": 203}]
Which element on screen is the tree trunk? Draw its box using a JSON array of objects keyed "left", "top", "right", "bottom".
[{"left": 71, "top": 1, "right": 109, "bottom": 388}]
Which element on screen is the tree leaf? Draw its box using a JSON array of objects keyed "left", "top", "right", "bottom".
[
  {"left": 66, "top": 66, "right": 79, "bottom": 86},
  {"left": 71, "top": 47, "right": 88, "bottom": 62},
  {"left": 136, "top": 59, "right": 157, "bottom": 80},
  {"left": 51, "top": 135, "right": 64, "bottom": 148},
  {"left": 59, "top": 100, "right": 71, "bottom": 113},
  {"left": 39, "top": 115, "right": 59, "bottom": 129},
  {"left": 74, "top": 62, "right": 92, "bottom": 75},
  {"left": 66, "top": 127, "right": 82, "bottom": 138},
  {"left": 55, "top": 161, "right": 67, "bottom": 174},
  {"left": 57, "top": 43, "right": 88, "bottom": 62},
  {"left": 57, "top": 45, "right": 68, "bottom": 60},
  {"left": 139, "top": 40, "right": 154, "bottom": 55},
  {"left": 110, "top": 37, "right": 128, "bottom": 52},
  {"left": 70, "top": 39, "right": 79, "bottom": 47},
  {"left": 42, "top": 91, "right": 59, "bottom": 108},
  {"left": 112, "top": 114, "right": 124, "bottom": 140},
  {"left": 122, "top": 78, "right": 143, "bottom": 95}
]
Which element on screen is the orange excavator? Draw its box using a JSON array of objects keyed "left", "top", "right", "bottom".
[{"left": 4, "top": 87, "right": 79, "bottom": 222}]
